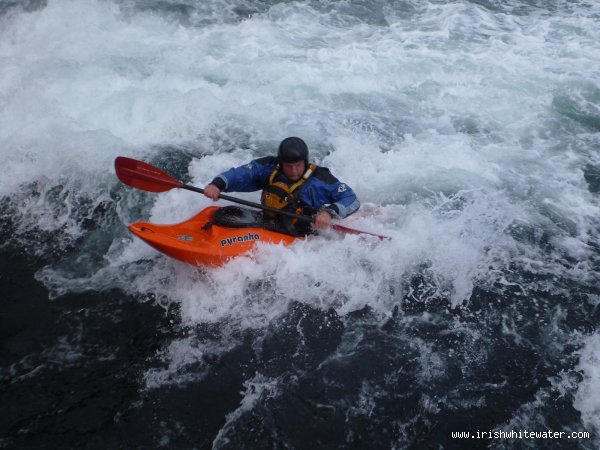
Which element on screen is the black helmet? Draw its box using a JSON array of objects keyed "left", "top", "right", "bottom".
[{"left": 278, "top": 137, "right": 309, "bottom": 164}]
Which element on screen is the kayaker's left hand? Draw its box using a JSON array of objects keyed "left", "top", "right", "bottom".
[{"left": 314, "top": 210, "right": 333, "bottom": 230}]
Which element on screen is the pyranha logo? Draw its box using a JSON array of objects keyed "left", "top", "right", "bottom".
[
  {"left": 338, "top": 183, "right": 347, "bottom": 192},
  {"left": 220, "top": 232, "right": 261, "bottom": 247}
]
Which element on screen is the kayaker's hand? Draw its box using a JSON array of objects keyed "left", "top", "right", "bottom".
[
  {"left": 204, "top": 184, "right": 221, "bottom": 201},
  {"left": 314, "top": 210, "right": 333, "bottom": 230}
]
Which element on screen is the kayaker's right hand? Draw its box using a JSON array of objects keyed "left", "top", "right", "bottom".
[{"left": 204, "top": 184, "right": 221, "bottom": 201}]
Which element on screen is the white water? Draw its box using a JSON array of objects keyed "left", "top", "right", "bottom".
[
  {"left": 2, "top": 0, "right": 600, "bottom": 442},
  {"left": 575, "top": 333, "right": 600, "bottom": 442}
]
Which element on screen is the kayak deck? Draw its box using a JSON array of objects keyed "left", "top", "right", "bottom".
[{"left": 128, "top": 206, "right": 298, "bottom": 266}]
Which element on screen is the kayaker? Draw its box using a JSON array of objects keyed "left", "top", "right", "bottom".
[{"left": 203, "top": 137, "right": 360, "bottom": 234}]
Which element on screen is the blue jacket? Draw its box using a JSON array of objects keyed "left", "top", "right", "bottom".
[{"left": 211, "top": 156, "right": 360, "bottom": 219}]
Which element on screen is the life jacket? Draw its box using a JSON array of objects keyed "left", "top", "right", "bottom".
[{"left": 261, "top": 163, "right": 318, "bottom": 221}]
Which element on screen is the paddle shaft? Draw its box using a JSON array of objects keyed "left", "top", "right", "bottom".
[
  {"left": 182, "top": 184, "right": 314, "bottom": 223},
  {"left": 116, "top": 157, "right": 390, "bottom": 240},
  {"left": 188, "top": 183, "right": 389, "bottom": 238}
]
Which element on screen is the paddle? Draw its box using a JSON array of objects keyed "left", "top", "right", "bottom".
[{"left": 115, "top": 156, "right": 390, "bottom": 240}]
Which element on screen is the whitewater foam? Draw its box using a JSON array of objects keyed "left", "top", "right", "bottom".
[{"left": 574, "top": 333, "right": 600, "bottom": 446}]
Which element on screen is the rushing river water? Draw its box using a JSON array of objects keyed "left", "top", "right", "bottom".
[{"left": 1, "top": 0, "right": 600, "bottom": 448}]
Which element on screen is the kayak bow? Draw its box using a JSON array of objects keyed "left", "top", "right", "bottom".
[{"left": 129, "top": 206, "right": 297, "bottom": 266}]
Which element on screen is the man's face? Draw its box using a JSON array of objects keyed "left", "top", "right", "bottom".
[{"left": 281, "top": 160, "right": 306, "bottom": 182}]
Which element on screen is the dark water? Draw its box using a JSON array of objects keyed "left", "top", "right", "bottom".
[
  {"left": 1, "top": 244, "right": 597, "bottom": 448},
  {"left": 1, "top": 249, "right": 268, "bottom": 449}
]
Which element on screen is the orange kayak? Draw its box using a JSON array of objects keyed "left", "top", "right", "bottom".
[{"left": 128, "top": 206, "right": 298, "bottom": 266}]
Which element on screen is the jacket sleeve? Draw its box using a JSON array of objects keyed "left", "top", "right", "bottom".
[
  {"left": 322, "top": 181, "right": 360, "bottom": 219},
  {"left": 305, "top": 168, "right": 360, "bottom": 219},
  {"left": 211, "top": 157, "right": 276, "bottom": 193}
]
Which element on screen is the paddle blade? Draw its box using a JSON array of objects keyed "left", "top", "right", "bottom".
[
  {"left": 331, "top": 223, "right": 391, "bottom": 240},
  {"left": 115, "top": 157, "right": 183, "bottom": 192}
]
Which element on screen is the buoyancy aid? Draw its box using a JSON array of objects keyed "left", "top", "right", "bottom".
[{"left": 261, "top": 163, "right": 318, "bottom": 221}]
